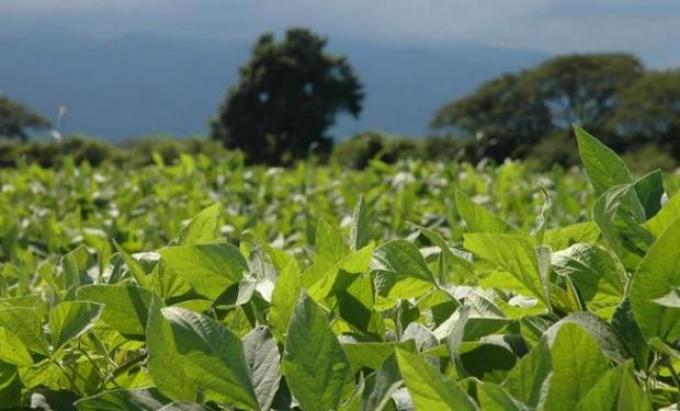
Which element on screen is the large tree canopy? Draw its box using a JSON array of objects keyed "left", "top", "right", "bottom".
[
  {"left": 211, "top": 28, "right": 364, "bottom": 165},
  {"left": 0, "top": 96, "right": 51, "bottom": 141},
  {"left": 431, "top": 53, "right": 646, "bottom": 160},
  {"left": 431, "top": 73, "right": 552, "bottom": 161},
  {"left": 610, "top": 70, "right": 680, "bottom": 155}
]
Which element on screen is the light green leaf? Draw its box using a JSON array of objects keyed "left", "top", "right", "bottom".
[
  {"left": 464, "top": 233, "right": 547, "bottom": 305},
  {"left": 630, "top": 218, "right": 680, "bottom": 342},
  {"left": 162, "top": 306, "right": 259, "bottom": 410},
  {"left": 456, "top": 190, "right": 511, "bottom": 233},
  {"left": 543, "top": 323, "right": 611, "bottom": 411},
  {"left": 243, "top": 326, "right": 281, "bottom": 410},
  {"left": 308, "top": 245, "right": 373, "bottom": 301},
  {"left": 503, "top": 338, "right": 551, "bottom": 408},
  {"left": 371, "top": 240, "right": 436, "bottom": 299},
  {"left": 395, "top": 349, "right": 477, "bottom": 411},
  {"left": 113, "top": 240, "right": 150, "bottom": 288},
  {"left": 178, "top": 203, "right": 221, "bottom": 245},
  {"left": 159, "top": 242, "right": 248, "bottom": 300},
  {"left": 316, "top": 218, "right": 350, "bottom": 266},
  {"left": 544, "top": 312, "right": 629, "bottom": 364},
  {"left": 592, "top": 184, "right": 653, "bottom": 270},
  {"left": 269, "top": 251, "right": 301, "bottom": 342},
  {"left": 477, "top": 382, "right": 530, "bottom": 411},
  {"left": 0, "top": 307, "right": 49, "bottom": 355},
  {"left": 0, "top": 327, "right": 32, "bottom": 366},
  {"left": 544, "top": 221, "right": 600, "bottom": 252},
  {"left": 644, "top": 191, "right": 680, "bottom": 237},
  {"left": 49, "top": 301, "right": 103, "bottom": 351},
  {"left": 146, "top": 295, "right": 196, "bottom": 402},
  {"left": 574, "top": 126, "right": 632, "bottom": 196},
  {"left": 342, "top": 341, "right": 415, "bottom": 371},
  {"left": 350, "top": 194, "right": 371, "bottom": 250},
  {"left": 282, "top": 294, "right": 350, "bottom": 411},
  {"left": 76, "top": 284, "right": 153, "bottom": 339},
  {"left": 551, "top": 243, "right": 624, "bottom": 308},
  {"left": 576, "top": 362, "right": 652, "bottom": 411}
]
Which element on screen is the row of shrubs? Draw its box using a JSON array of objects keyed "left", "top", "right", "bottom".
[
  {"left": 333, "top": 130, "right": 678, "bottom": 172},
  {"left": 0, "top": 136, "right": 229, "bottom": 168},
  {"left": 1, "top": 131, "right": 677, "bottom": 172}
]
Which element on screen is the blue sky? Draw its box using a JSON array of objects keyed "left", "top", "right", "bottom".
[{"left": 1, "top": 0, "right": 679, "bottom": 67}]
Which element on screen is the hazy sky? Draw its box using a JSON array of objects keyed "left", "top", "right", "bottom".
[{"left": 1, "top": 0, "right": 679, "bottom": 67}]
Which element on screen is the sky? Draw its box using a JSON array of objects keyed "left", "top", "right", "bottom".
[{"left": 1, "top": 0, "right": 679, "bottom": 67}]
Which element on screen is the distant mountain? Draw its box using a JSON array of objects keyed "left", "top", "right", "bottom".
[{"left": 0, "top": 33, "right": 547, "bottom": 140}]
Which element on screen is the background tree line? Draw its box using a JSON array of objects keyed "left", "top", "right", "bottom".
[{"left": 2, "top": 28, "right": 680, "bottom": 169}]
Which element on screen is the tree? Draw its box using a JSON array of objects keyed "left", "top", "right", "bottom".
[
  {"left": 610, "top": 70, "right": 680, "bottom": 155},
  {"left": 211, "top": 28, "right": 364, "bottom": 165},
  {"left": 528, "top": 53, "right": 643, "bottom": 138},
  {"left": 431, "top": 73, "right": 552, "bottom": 161},
  {"left": 431, "top": 53, "right": 644, "bottom": 160},
  {"left": 0, "top": 96, "right": 51, "bottom": 141}
]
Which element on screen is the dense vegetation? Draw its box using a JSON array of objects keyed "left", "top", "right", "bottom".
[
  {"left": 211, "top": 28, "right": 364, "bottom": 165},
  {"left": 432, "top": 54, "right": 680, "bottom": 163},
  {"left": 0, "top": 128, "right": 679, "bottom": 409}
]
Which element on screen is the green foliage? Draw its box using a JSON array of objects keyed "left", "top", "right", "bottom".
[
  {"left": 211, "top": 28, "right": 364, "bottom": 165},
  {"left": 431, "top": 53, "right": 680, "bottom": 164},
  {"left": 0, "top": 128, "right": 677, "bottom": 409},
  {"left": 611, "top": 70, "right": 680, "bottom": 156},
  {"left": 0, "top": 95, "right": 51, "bottom": 141}
]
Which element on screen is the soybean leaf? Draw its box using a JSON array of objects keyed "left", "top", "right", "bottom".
[
  {"left": 113, "top": 240, "right": 151, "bottom": 288},
  {"left": 371, "top": 240, "right": 436, "bottom": 299},
  {"left": 282, "top": 294, "right": 350, "bottom": 411},
  {"left": 464, "top": 233, "right": 548, "bottom": 306},
  {"left": 592, "top": 184, "right": 653, "bottom": 270},
  {"left": 269, "top": 251, "right": 301, "bottom": 342},
  {"left": 159, "top": 242, "right": 248, "bottom": 300},
  {"left": 395, "top": 349, "right": 477, "bottom": 411},
  {"left": 351, "top": 194, "right": 371, "bottom": 250},
  {"left": 630, "top": 218, "right": 680, "bottom": 342},
  {"left": 76, "top": 284, "right": 153, "bottom": 339},
  {"left": 544, "top": 221, "right": 600, "bottom": 251},
  {"left": 243, "top": 326, "right": 281, "bottom": 410},
  {"left": 542, "top": 323, "right": 610, "bottom": 411},
  {"left": 633, "top": 169, "right": 664, "bottom": 219},
  {"left": 49, "top": 301, "right": 103, "bottom": 352},
  {"left": 178, "top": 203, "right": 221, "bottom": 245},
  {"left": 0, "top": 307, "right": 49, "bottom": 355},
  {"left": 544, "top": 312, "right": 629, "bottom": 364},
  {"left": 361, "top": 354, "right": 401, "bottom": 411},
  {"left": 74, "top": 388, "right": 170, "bottom": 411},
  {"left": 146, "top": 295, "right": 196, "bottom": 402},
  {"left": 503, "top": 338, "right": 551, "bottom": 408},
  {"left": 455, "top": 190, "right": 511, "bottom": 233},
  {"left": 575, "top": 361, "right": 652, "bottom": 411},
  {"left": 643, "top": 191, "right": 680, "bottom": 237},
  {"left": 574, "top": 125, "right": 632, "bottom": 196},
  {"left": 0, "top": 327, "right": 32, "bottom": 366},
  {"left": 162, "top": 306, "right": 259, "bottom": 409},
  {"left": 477, "top": 382, "right": 530, "bottom": 411}
]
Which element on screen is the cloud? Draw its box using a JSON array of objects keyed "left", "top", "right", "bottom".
[{"left": 1, "top": 0, "right": 679, "bottom": 66}]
